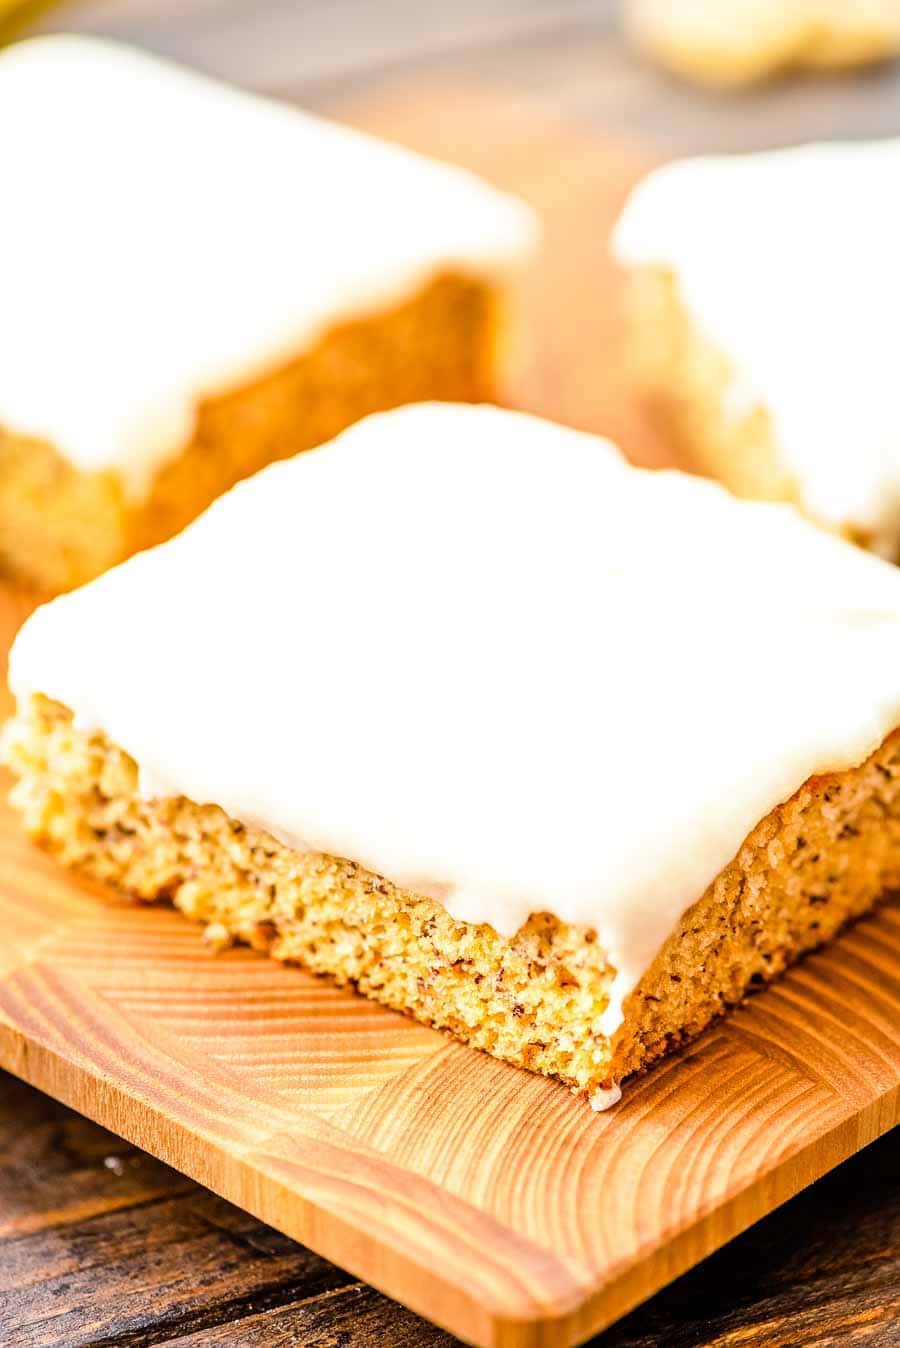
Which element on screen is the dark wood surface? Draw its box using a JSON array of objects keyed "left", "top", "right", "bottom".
[
  {"left": 2, "top": 3, "right": 900, "bottom": 1345},
  {"left": 1, "top": 1068, "right": 897, "bottom": 1346}
]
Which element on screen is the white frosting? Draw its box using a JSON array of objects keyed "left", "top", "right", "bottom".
[
  {"left": 0, "top": 36, "right": 536, "bottom": 500},
  {"left": 612, "top": 138, "right": 900, "bottom": 556},
  {"left": 12, "top": 402, "right": 900, "bottom": 1039}
]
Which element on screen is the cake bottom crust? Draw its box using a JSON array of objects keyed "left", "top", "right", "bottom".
[
  {"left": 6, "top": 696, "right": 900, "bottom": 1101},
  {"left": 0, "top": 271, "right": 497, "bottom": 595}
]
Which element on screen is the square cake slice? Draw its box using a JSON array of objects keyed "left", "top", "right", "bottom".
[
  {"left": 6, "top": 402, "right": 900, "bottom": 1107},
  {"left": 612, "top": 138, "right": 900, "bottom": 559},
  {"left": 0, "top": 35, "right": 536, "bottom": 594}
]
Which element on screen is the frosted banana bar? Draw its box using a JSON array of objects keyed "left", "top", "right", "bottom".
[
  {"left": 0, "top": 35, "right": 536, "bottom": 592},
  {"left": 7, "top": 403, "right": 900, "bottom": 1106}
]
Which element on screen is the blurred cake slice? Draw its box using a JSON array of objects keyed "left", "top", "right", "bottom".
[
  {"left": 0, "top": 35, "right": 536, "bottom": 593},
  {"left": 613, "top": 138, "right": 900, "bottom": 559},
  {"left": 627, "top": 0, "right": 900, "bottom": 87},
  {"left": 7, "top": 402, "right": 900, "bottom": 1106}
]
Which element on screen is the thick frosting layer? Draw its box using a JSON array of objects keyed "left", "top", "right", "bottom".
[
  {"left": 613, "top": 138, "right": 900, "bottom": 555},
  {"left": 11, "top": 403, "right": 900, "bottom": 1036},
  {"left": 0, "top": 36, "right": 536, "bottom": 499}
]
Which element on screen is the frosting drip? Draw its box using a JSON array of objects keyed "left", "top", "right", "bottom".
[{"left": 11, "top": 403, "right": 900, "bottom": 1034}]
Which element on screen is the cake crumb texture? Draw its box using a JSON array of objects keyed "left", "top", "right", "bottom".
[{"left": 6, "top": 695, "right": 900, "bottom": 1097}]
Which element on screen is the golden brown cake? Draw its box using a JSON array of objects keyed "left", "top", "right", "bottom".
[
  {"left": 8, "top": 403, "right": 900, "bottom": 1106},
  {"left": 6, "top": 694, "right": 900, "bottom": 1103},
  {"left": 613, "top": 139, "right": 900, "bottom": 560},
  {"left": 1, "top": 275, "right": 498, "bottom": 594},
  {"left": 0, "top": 36, "right": 535, "bottom": 593}
]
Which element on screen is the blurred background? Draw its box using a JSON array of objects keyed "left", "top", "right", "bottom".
[
  {"left": 6, "top": 1, "right": 900, "bottom": 462},
  {"left": 6, "top": 0, "right": 893, "bottom": 468},
  {"left": 4, "top": 0, "right": 900, "bottom": 154}
]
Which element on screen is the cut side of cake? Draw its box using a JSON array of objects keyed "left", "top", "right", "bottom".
[
  {"left": 612, "top": 138, "right": 900, "bottom": 560},
  {"left": 0, "top": 36, "right": 536, "bottom": 593},
  {"left": 7, "top": 403, "right": 900, "bottom": 1106},
  {"left": 626, "top": 0, "right": 900, "bottom": 87}
]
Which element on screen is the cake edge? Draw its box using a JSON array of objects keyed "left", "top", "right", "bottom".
[
  {"left": 6, "top": 694, "right": 900, "bottom": 1105},
  {"left": 0, "top": 270, "right": 501, "bottom": 594},
  {"left": 620, "top": 264, "right": 893, "bottom": 557}
]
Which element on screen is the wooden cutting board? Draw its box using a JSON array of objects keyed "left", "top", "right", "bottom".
[{"left": 1, "top": 87, "right": 898, "bottom": 1348}]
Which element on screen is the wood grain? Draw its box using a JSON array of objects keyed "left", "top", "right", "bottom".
[
  {"left": 0, "top": 92, "right": 899, "bottom": 1348},
  {"left": 2, "top": 1068, "right": 897, "bottom": 1347}
]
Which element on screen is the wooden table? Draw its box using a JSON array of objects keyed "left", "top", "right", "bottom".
[
  {"left": 2, "top": 3, "right": 899, "bottom": 1344},
  {"left": 1, "top": 1067, "right": 896, "bottom": 1346}
]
